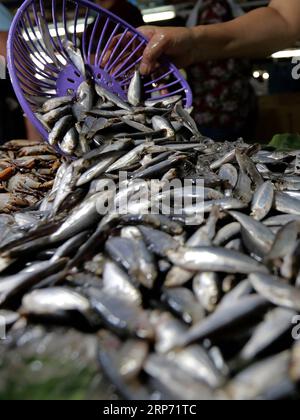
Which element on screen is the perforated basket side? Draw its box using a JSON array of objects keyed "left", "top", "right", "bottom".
[{"left": 7, "top": 0, "right": 193, "bottom": 142}]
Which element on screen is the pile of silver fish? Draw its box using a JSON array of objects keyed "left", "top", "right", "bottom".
[
  {"left": 0, "top": 139, "right": 61, "bottom": 213},
  {"left": 33, "top": 39, "right": 198, "bottom": 159},
  {"left": 2, "top": 73, "right": 300, "bottom": 399}
]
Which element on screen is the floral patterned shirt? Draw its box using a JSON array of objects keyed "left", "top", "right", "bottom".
[{"left": 189, "top": 0, "right": 255, "bottom": 131}]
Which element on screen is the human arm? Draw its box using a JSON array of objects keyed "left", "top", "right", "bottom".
[
  {"left": 0, "top": 32, "right": 7, "bottom": 59},
  {"left": 139, "top": 0, "right": 300, "bottom": 74}
]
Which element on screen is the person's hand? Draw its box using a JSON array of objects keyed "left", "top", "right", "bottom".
[
  {"left": 138, "top": 26, "right": 197, "bottom": 75},
  {"left": 0, "top": 32, "right": 8, "bottom": 58}
]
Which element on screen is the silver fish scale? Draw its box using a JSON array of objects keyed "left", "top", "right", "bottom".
[{"left": 1, "top": 67, "right": 300, "bottom": 400}]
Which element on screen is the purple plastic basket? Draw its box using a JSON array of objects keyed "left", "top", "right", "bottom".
[{"left": 7, "top": 0, "right": 193, "bottom": 145}]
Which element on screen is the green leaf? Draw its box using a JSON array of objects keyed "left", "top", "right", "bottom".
[{"left": 268, "top": 133, "right": 300, "bottom": 151}]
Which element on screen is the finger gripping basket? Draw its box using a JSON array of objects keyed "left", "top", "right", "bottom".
[{"left": 7, "top": 0, "right": 193, "bottom": 143}]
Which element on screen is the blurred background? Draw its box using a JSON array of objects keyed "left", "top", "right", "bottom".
[{"left": 1, "top": 0, "right": 300, "bottom": 142}]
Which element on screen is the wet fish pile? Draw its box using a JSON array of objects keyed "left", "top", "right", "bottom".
[
  {"left": 2, "top": 78, "right": 300, "bottom": 400},
  {"left": 33, "top": 40, "right": 197, "bottom": 158},
  {"left": 0, "top": 139, "right": 61, "bottom": 213}
]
